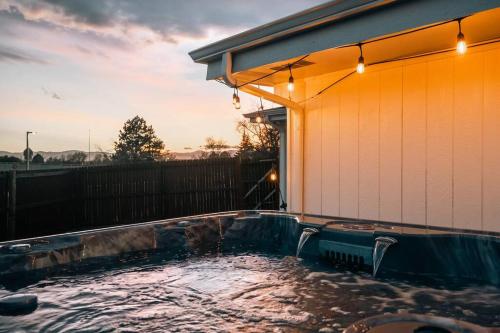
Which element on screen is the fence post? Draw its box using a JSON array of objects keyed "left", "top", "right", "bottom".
[{"left": 7, "top": 170, "right": 16, "bottom": 239}]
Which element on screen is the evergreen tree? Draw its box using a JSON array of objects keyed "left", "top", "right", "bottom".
[
  {"left": 32, "top": 153, "right": 44, "bottom": 164},
  {"left": 113, "top": 116, "right": 165, "bottom": 161},
  {"left": 237, "top": 131, "right": 255, "bottom": 159}
]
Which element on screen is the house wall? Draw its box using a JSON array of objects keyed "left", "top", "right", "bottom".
[{"left": 282, "top": 42, "right": 500, "bottom": 232}]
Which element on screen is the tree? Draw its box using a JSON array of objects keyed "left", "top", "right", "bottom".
[
  {"left": 46, "top": 156, "right": 65, "bottom": 164},
  {"left": 32, "top": 153, "right": 44, "bottom": 164},
  {"left": 113, "top": 116, "right": 165, "bottom": 162},
  {"left": 23, "top": 148, "right": 33, "bottom": 161},
  {"left": 0, "top": 155, "right": 21, "bottom": 163},
  {"left": 93, "top": 153, "right": 111, "bottom": 164},
  {"left": 236, "top": 120, "right": 279, "bottom": 160},
  {"left": 200, "top": 137, "right": 231, "bottom": 159},
  {"left": 237, "top": 131, "right": 255, "bottom": 159},
  {"left": 66, "top": 151, "right": 87, "bottom": 164}
]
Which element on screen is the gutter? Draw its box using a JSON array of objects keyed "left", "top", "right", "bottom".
[{"left": 189, "top": 0, "right": 397, "bottom": 64}]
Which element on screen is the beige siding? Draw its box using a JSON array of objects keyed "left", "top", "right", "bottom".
[
  {"left": 339, "top": 76, "right": 359, "bottom": 218},
  {"left": 321, "top": 85, "right": 341, "bottom": 217},
  {"left": 453, "top": 53, "right": 483, "bottom": 229},
  {"left": 402, "top": 62, "right": 427, "bottom": 225},
  {"left": 426, "top": 59, "right": 454, "bottom": 228},
  {"left": 358, "top": 72, "right": 380, "bottom": 221},
  {"left": 303, "top": 78, "right": 322, "bottom": 214},
  {"left": 483, "top": 48, "right": 500, "bottom": 232},
  {"left": 379, "top": 67, "right": 403, "bottom": 222},
  {"left": 285, "top": 43, "right": 500, "bottom": 232}
]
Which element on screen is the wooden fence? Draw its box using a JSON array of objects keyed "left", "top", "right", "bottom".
[{"left": 0, "top": 158, "right": 279, "bottom": 241}]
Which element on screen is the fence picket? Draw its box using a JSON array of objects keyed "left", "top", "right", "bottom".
[{"left": 0, "top": 158, "right": 278, "bottom": 240}]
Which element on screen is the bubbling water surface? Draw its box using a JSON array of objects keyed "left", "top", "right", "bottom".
[{"left": 0, "top": 253, "right": 499, "bottom": 332}]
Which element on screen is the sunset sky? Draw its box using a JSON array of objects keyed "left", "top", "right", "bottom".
[{"left": 0, "top": 0, "right": 325, "bottom": 154}]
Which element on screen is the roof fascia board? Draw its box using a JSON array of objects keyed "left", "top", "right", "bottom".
[
  {"left": 190, "top": 0, "right": 393, "bottom": 64},
  {"left": 205, "top": 0, "right": 500, "bottom": 80}
]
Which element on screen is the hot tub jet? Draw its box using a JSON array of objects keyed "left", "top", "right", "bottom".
[
  {"left": 296, "top": 227, "right": 319, "bottom": 258},
  {"left": 372, "top": 236, "right": 398, "bottom": 277}
]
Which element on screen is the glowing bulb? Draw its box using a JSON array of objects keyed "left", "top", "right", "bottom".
[
  {"left": 357, "top": 56, "right": 365, "bottom": 74},
  {"left": 270, "top": 171, "right": 278, "bottom": 182},
  {"left": 256, "top": 115, "right": 262, "bottom": 123},
  {"left": 234, "top": 95, "right": 240, "bottom": 110},
  {"left": 288, "top": 75, "right": 294, "bottom": 92},
  {"left": 457, "top": 32, "right": 467, "bottom": 55}
]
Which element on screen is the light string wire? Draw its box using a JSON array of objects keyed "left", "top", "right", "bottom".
[
  {"left": 296, "top": 37, "right": 500, "bottom": 105},
  {"left": 236, "top": 54, "right": 309, "bottom": 89},
  {"left": 230, "top": 17, "right": 463, "bottom": 90}
]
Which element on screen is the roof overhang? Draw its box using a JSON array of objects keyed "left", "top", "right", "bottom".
[{"left": 190, "top": 0, "right": 500, "bottom": 82}]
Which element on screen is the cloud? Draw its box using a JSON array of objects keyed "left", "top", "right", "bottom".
[
  {"left": 0, "top": 47, "right": 47, "bottom": 64},
  {"left": 0, "top": 0, "right": 326, "bottom": 44},
  {"left": 42, "top": 87, "right": 63, "bottom": 100}
]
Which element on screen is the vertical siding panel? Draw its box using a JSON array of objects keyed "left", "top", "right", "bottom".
[
  {"left": 286, "top": 107, "right": 293, "bottom": 211},
  {"left": 453, "top": 52, "right": 483, "bottom": 230},
  {"left": 289, "top": 108, "right": 303, "bottom": 213},
  {"left": 321, "top": 85, "right": 341, "bottom": 217},
  {"left": 402, "top": 62, "right": 427, "bottom": 225},
  {"left": 284, "top": 80, "right": 306, "bottom": 213},
  {"left": 358, "top": 72, "right": 380, "bottom": 220},
  {"left": 339, "top": 76, "right": 359, "bottom": 218},
  {"left": 379, "top": 67, "right": 403, "bottom": 222},
  {"left": 483, "top": 48, "right": 500, "bottom": 232},
  {"left": 304, "top": 79, "right": 322, "bottom": 214},
  {"left": 426, "top": 58, "right": 453, "bottom": 228}
]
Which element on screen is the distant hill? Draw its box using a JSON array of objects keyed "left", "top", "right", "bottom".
[
  {"left": 0, "top": 149, "right": 238, "bottom": 161},
  {"left": 0, "top": 150, "right": 108, "bottom": 160}
]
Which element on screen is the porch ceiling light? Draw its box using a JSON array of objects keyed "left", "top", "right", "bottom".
[
  {"left": 287, "top": 65, "right": 295, "bottom": 92},
  {"left": 357, "top": 43, "right": 365, "bottom": 74},
  {"left": 456, "top": 19, "right": 467, "bottom": 55}
]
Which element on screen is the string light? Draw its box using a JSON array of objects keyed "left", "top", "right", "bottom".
[
  {"left": 222, "top": 16, "right": 482, "bottom": 107},
  {"left": 234, "top": 88, "right": 240, "bottom": 110},
  {"left": 269, "top": 167, "right": 278, "bottom": 182},
  {"left": 232, "top": 91, "right": 237, "bottom": 105},
  {"left": 287, "top": 65, "right": 294, "bottom": 92},
  {"left": 456, "top": 19, "right": 467, "bottom": 55},
  {"left": 223, "top": 18, "right": 463, "bottom": 93},
  {"left": 357, "top": 44, "right": 365, "bottom": 74}
]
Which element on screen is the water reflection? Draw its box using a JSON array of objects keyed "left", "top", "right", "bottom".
[{"left": 0, "top": 253, "right": 499, "bottom": 332}]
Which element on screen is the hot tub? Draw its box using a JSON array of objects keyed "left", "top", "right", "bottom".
[{"left": 0, "top": 211, "right": 499, "bottom": 332}]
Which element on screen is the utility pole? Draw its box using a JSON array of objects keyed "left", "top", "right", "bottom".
[
  {"left": 26, "top": 131, "right": 33, "bottom": 171},
  {"left": 88, "top": 129, "right": 91, "bottom": 163}
]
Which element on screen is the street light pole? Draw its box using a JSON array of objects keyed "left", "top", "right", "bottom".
[{"left": 26, "top": 131, "right": 33, "bottom": 171}]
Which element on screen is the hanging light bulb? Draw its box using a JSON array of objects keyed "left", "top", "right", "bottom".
[
  {"left": 269, "top": 169, "right": 278, "bottom": 182},
  {"left": 357, "top": 44, "right": 365, "bottom": 74},
  {"left": 232, "top": 87, "right": 241, "bottom": 110},
  {"left": 234, "top": 95, "right": 240, "bottom": 110},
  {"left": 256, "top": 115, "right": 262, "bottom": 123},
  {"left": 456, "top": 19, "right": 467, "bottom": 55},
  {"left": 232, "top": 91, "right": 237, "bottom": 105},
  {"left": 287, "top": 65, "right": 294, "bottom": 92}
]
